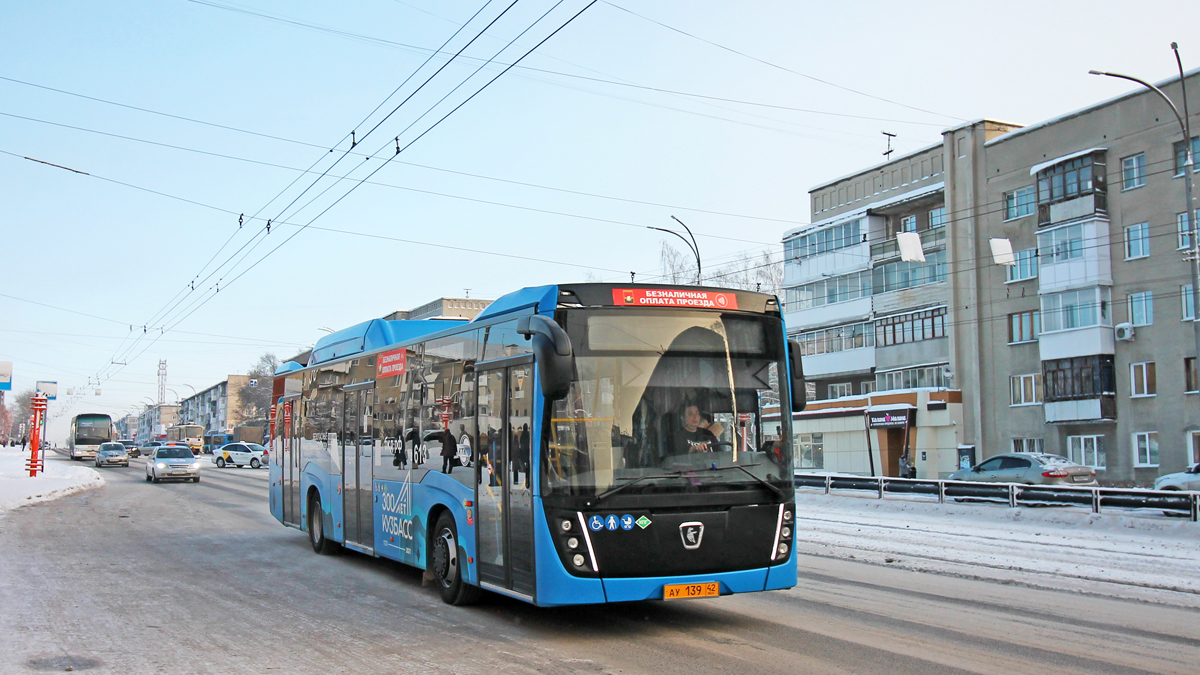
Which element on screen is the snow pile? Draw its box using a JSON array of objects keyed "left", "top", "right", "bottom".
[
  {"left": 794, "top": 491, "right": 1200, "bottom": 607},
  {"left": 0, "top": 447, "right": 103, "bottom": 513}
]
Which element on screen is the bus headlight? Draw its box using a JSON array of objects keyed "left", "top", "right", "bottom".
[
  {"left": 783, "top": 510, "right": 793, "bottom": 522},
  {"left": 777, "top": 542, "right": 789, "bottom": 556},
  {"left": 572, "top": 554, "right": 586, "bottom": 567},
  {"left": 567, "top": 537, "right": 579, "bottom": 550},
  {"left": 781, "top": 526, "right": 791, "bottom": 538},
  {"left": 561, "top": 519, "right": 572, "bottom": 532}
]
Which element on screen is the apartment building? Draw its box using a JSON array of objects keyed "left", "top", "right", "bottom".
[
  {"left": 179, "top": 375, "right": 250, "bottom": 434},
  {"left": 784, "top": 68, "right": 1200, "bottom": 485},
  {"left": 137, "top": 403, "right": 178, "bottom": 444}
]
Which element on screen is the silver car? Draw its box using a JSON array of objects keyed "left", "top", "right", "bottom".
[
  {"left": 949, "top": 453, "right": 1097, "bottom": 486},
  {"left": 94, "top": 442, "right": 129, "bottom": 468},
  {"left": 145, "top": 446, "right": 201, "bottom": 483},
  {"left": 1154, "top": 463, "right": 1200, "bottom": 491}
]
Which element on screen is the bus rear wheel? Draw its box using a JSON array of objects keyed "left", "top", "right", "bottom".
[
  {"left": 431, "top": 513, "right": 481, "bottom": 606},
  {"left": 308, "top": 494, "right": 338, "bottom": 555}
]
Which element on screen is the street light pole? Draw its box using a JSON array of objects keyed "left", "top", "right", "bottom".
[
  {"left": 645, "top": 216, "right": 702, "bottom": 284},
  {"left": 1091, "top": 49, "right": 1199, "bottom": 395}
]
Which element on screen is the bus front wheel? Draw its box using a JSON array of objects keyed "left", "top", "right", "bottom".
[{"left": 431, "top": 513, "right": 481, "bottom": 606}]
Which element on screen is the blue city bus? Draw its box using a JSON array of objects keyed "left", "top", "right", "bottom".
[{"left": 269, "top": 283, "right": 805, "bottom": 606}]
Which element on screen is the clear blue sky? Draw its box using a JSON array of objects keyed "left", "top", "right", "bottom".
[{"left": 2, "top": 0, "right": 1196, "bottom": 440}]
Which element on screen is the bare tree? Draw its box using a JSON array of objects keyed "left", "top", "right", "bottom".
[
  {"left": 659, "top": 242, "right": 783, "bottom": 297},
  {"left": 234, "top": 353, "right": 280, "bottom": 428},
  {"left": 7, "top": 387, "right": 37, "bottom": 441}
]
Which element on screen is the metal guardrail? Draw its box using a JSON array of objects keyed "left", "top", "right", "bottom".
[{"left": 794, "top": 474, "right": 1200, "bottom": 522}]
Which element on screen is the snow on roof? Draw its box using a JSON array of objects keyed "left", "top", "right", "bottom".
[
  {"left": 1028, "top": 147, "right": 1107, "bottom": 176},
  {"left": 808, "top": 142, "right": 943, "bottom": 193},
  {"left": 783, "top": 182, "right": 944, "bottom": 240},
  {"left": 987, "top": 66, "right": 1200, "bottom": 147},
  {"left": 868, "top": 402, "right": 915, "bottom": 412}
]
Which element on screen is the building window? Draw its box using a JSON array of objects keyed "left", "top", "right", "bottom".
[
  {"left": 875, "top": 306, "right": 947, "bottom": 347},
  {"left": 1040, "top": 287, "right": 1111, "bottom": 332},
  {"left": 1068, "top": 435, "right": 1105, "bottom": 469},
  {"left": 784, "top": 269, "right": 872, "bottom": 310},
  {"left": 1187, "top": 357, "right": 1198, "bottom": 393},
  {"left": 1184, "top": 285, "right": 1196, "bottom": 321},
  {"left": 1042, "top": 355, "right": 1116, "bottom": 401},
  {"left": 1037, "top": 223, "right": 1084, "bottom": 264},
  {"left": 928, "top": 207, "right": 946, "bottom": 228},
  {"left": 1122, "top": 153, "right": 1146, "bottom": 190},
  {"left": 1178, "top": 211, "right": 1198, "bottom": 250},
  {"left": 900, "top": 215, "right": 917, "bottom": 232},
  {"left": 795, "top": 433, "right": 824, "bottom": 470},
  {"left": 1124, "top": 222, "right": 1149, "bottom": 259},
  {"left": 872, "top": 249, "right": 947, "bottom": 294},
  {"left": 1128, "top": 292, "right": 1153, "bottom": 326},
  {"left": 1173, "top": 137, "right": 1200, "bottom": 175},
  {"left": 1037, "top": 153, "right": 1101, "bottom": 206},
  {"left": 796, "top": 321, "right": 874, "bottom": 356},
  {"left": 1010, "top": 374, "right": 1043, "bottom": 405},
  {"left": 1133, "top": 432, "right": 1159, "bottom": 467},
  {"left": 1012, "top": 437, "right": 1044, "bottom": 454},
  {"left": 785, "top": 219, "right": 863, "bottom": 260},
  {"left": 876, "top": 364, "right": 947, "bottom": 392},
  {"left": 1008, "top": 310, "right": 1040, "bottom": 343},
  {"left": 827, "top": 383, "right": 853, "bottom": 399},
  {"left": 1004, "top": 186, "right": 1036, "bottom": 220},
  {"left": 1130, "top": 361, "right": 1156, "bottom": 397},
  {"left": 1006, "top": 249, "right": 1038, "bottom": 282},
  {"left": 859, "top": 381, "right": 876, "bottom": 395}
]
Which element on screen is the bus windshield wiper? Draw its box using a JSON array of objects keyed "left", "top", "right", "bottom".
[
  {"left": 684, "top": 463, "right": 787, "bottom": 500},
  {"left": 593, "top": 470, "right": 688, "bottom": 504}
]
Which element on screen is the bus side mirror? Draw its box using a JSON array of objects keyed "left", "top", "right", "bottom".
[
  {"left": 517, "top": 314, "right": 574, "bottom": 400},
  {"left": 787, "top": 340, "right": 807, "bottom": 412}
]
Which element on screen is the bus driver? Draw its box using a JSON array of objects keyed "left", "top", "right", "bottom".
[{"left": 672, "top": 404, "right": 719, "bottom": 454}]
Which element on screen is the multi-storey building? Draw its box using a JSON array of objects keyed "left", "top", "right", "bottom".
[
  {"left": 785, "top": 68, "right": 1200, "bottom": 485},
  {"left": 179, "top": 375, "right": 250, "bottom": 434},
  {"left": 137, "top": 404, "right": 178, "bottom": 444}
]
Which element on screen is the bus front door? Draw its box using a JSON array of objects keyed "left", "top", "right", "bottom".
[
  {"left": 283, "top": 401, "right": 301, "bottom": 527},
  {"left": 475, "top": 361, "right": 535, "bottom": 599}
]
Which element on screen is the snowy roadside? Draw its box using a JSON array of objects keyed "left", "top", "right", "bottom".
[
  {"left": 0, "top": 447, "right": 104, "bottom": 514},
  {"left": 793, "top": 490, "right": 1200, "bottom": 608}
]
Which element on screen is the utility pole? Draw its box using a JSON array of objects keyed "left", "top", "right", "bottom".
[{"left": 157, "top": 360, "right": 167, "bottom": 405}]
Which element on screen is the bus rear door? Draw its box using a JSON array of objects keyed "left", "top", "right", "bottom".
[{"left": 341, "top": 384, "right": 374, "bottom": 552}]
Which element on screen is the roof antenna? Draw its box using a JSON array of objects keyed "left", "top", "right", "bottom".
[
  {"left": 630, "top": 271, "right": 636, "bottom": 283},
  {"left": 882, "top": 131, "right": 896, "bottom": 160},
  {"left": 464, "top": 288, "right": 470, "bottom": 298}
]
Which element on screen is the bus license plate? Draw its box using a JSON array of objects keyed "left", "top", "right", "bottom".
[{"left": 663, "top": 582, "right": 719, "bottom": 600}]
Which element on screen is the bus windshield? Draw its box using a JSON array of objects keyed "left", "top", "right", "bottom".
[
  {"left": 545, "top": 309, "right": 791, "bottom": 499},
  {"left": 75, "top": 416, "right": 112, "bottom": 445}
]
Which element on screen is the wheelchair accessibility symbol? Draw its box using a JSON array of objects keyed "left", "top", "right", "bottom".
[{"left": 589, "top": 515, "right": 604, "bottom": 531}]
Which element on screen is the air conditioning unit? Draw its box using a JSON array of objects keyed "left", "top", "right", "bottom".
[{"left": 1115, "top": 323, "right": 1135, "bottom": 341}]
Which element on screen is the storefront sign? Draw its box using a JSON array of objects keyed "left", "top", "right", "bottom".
[
  {"left": 611, "top": 288, "right": 738, "bottom": 310},
  {"left": 867, "top": 409, "right": 913, "bottom": 428},
  {"left": 377, "top": 348, "right": 407, "bottom": 379}
]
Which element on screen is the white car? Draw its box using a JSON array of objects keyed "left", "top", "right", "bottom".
[
  {"left": 1154, "top": 463, "right": 1200, "bottom": 491},
  {"left": 212, "top": 442, "right": 267, "bottom": 469},
  {"left": 146, "top": 446, "right": 201, "bottom": 483}
]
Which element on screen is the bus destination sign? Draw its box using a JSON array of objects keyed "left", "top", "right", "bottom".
[
  {"left": 612, "top": 288, "right": 738, "bottom": 310},
  {"left": 377, "top": 348, "right": 407, "bottom": 379}
]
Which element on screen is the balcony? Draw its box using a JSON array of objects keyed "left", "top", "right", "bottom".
[
  {"left": 871, "top": 226, "right": 945, "bottom": 260},
  {"left": 1044, "top": 395, "right": 1116, "bottom": 423},
  {"left": 1038, "top": 192, "right": 1107, "bottom": 227}
]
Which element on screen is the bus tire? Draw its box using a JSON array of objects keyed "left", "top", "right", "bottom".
[
  {"left": 431, "top": 513, "right": 481, "bottom": 606},
  {"left": 308, "top": 494, "right": 338, "bottom": 555}
]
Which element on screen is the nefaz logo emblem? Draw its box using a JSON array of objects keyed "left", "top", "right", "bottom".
[{"left": 679, "top": 521, "right": 704, "bottom": 550}]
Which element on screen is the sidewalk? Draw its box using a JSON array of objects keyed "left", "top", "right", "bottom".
[{"left": 0, "top": 446, "right": 103, "bottom": 513}]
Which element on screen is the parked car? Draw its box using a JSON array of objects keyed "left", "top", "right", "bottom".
[
  {"left": 1154, "top": 463, "right": 1200, "bottom": 491},
  {"left": 94, "top": 442, "right": 130, "bottom": 468},
  {"left": 145, "top": 446, "right": 201, "bottom": 483},
  {"left": 212, "top": 442, "right": 267, "bottom": 469},
  {"left": 948, "top": 453, "right": 1097, "bottom": 486}
]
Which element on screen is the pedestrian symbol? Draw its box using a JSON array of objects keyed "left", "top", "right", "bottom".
[
  {"left": 605, "top": 515, "right": 619, "bottom": 531},
  {"left": 620, "top": 514, "right": 634, "bottom": 530},
  {"left": 589, "top": 515, "right": 604, "bottom": 531}
]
